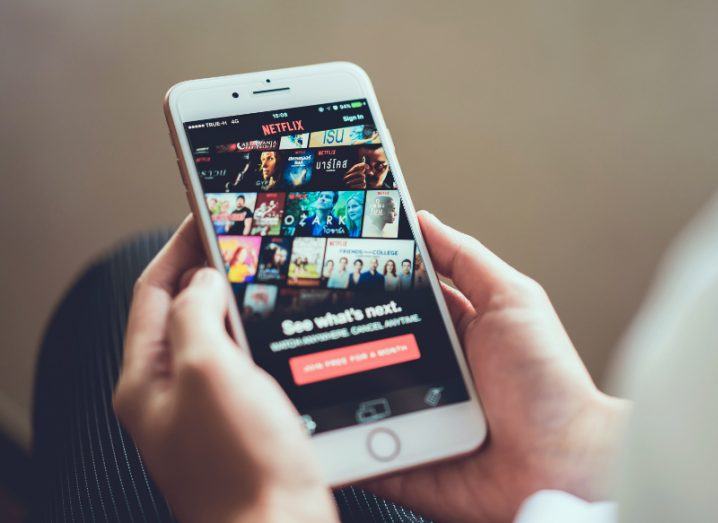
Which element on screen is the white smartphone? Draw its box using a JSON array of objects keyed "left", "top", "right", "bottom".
[{"left": 164, "top": 62, "right": 487, "bottom": 485}]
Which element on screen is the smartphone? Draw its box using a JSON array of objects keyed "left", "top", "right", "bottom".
[{"left": 164, "top": 62, "right": 486, "bottom": 485}]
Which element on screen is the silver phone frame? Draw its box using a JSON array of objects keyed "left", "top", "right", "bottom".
[{"left": 164, "top": 62, "right": 487, "bottom": 485}]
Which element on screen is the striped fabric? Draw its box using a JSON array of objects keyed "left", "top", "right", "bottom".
[{"left": 32, "top": 230, "right": 430, "bottom": 523}]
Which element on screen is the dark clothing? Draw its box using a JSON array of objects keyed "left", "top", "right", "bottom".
[
  {"left": 227, "top": 206, "right": 253, "bottom": 234},
  {"left": 32, "top": 229, "right": 429, "bottom": 523},
  {"left": 348, "top": 272, "right": 362, "bottom": 289},
  {"left": 358, "top": 270, "right": 385, "bottom": 291}
]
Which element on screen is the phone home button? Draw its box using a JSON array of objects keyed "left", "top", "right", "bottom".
[{"left": 367, "top": 428, "right": 400, "bottom": 462}]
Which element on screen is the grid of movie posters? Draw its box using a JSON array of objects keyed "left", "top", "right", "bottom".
[
  {"left": 184, "top": 99, "right": 472, "bottom": 435},
  {"left": 198, "top": 116, "right": 421, "bottom": 319}
]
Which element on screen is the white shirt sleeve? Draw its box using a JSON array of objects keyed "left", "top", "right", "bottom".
[{"left": 514, "top": 491, "right": 617, "bottom": 523}]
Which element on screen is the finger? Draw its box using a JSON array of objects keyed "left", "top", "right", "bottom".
[
  {"left": 168, "top": 268, "right": 235, "bottom": 362},
  {"left": 418, "top": 210, "right": 522, "bottom": 311},
  {"left": 124, "top": 216, "right": 205, "bottom": 373},
  {"left": 178, "top": 267, "right": 203, "bottom": 292},
  {"left": 440, "top": 281, "right": 477, "bottom": 340},
  {"left": 141, "top": 214, "right": 205, "bottom": 294}
]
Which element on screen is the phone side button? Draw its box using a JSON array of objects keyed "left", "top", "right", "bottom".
[
  {"left": 366, "top": 428, "right": 400, "bottom": 462},
  {"left": 176, "top": 159, "right": 188, "bottom": 188}
]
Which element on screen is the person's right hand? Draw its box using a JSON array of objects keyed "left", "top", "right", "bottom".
[{"left": 365, "top": 211, "right": 630, "bottom": 523}]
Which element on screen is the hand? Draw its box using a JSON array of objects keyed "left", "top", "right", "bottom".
[
  {"left": 343, "top": 161, "right": 369, "bottom": 189},
  {"left": 364, "top": 211, "right": 630, "bottom": 523},
  {"left": 113, "top": 216, "right": 338, "bottom": 523}
]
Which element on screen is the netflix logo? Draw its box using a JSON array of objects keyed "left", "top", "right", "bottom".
[{"left": 262, "top": 120, "right": 304, "bottom": 136}]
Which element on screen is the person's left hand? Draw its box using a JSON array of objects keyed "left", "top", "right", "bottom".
[{"left": 113, "top": 215, "right": 338, "bottom": 523}]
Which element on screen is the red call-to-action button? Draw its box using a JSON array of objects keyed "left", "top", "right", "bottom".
[{"left": 289, "top": 334, "right": 421, "bottom": 385}]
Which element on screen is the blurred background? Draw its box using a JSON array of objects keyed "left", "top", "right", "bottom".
[{"left": 1, "top": 0, "right": 717, "bottom": 473}]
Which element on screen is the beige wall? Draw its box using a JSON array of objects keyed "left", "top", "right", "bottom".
[{"left": 2, "top": 0, "right": 717, "bottom": 448}]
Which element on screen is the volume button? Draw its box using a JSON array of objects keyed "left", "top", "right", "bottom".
[
  {"left": 176, "top": 159, "right": 188, "bottom": 188},
  {"left": 170, "top": 133, "right": 186, "bottom": 166},
  {"left": 168, "top": 132, "right": 178, "bottom": 153}
]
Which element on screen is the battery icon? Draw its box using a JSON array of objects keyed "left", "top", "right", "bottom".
[{"left": 351, "top": 101, "right": 363, "bottom": 108}]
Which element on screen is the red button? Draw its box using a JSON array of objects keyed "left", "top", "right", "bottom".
[{"left": 289, "top": 334, "right": 421, "bottom": 385}]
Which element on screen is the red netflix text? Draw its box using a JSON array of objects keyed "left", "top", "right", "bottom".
[{"left": 261, "top": 120, "right": 304, "bottom": 136}]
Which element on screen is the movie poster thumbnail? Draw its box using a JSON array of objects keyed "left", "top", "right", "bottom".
[
  {"left": 312, "top": 148, "right": 351, "bottom": 187},
  {"left": 276, "top": 288, "right": 355, "bottom": 315},
  {"left": 206, "top": 193, "right": 257, "bottom": 236},
  {"left": 283, "top": 150, "right": 314, "bottom": 189},
  {"left": 219, "top": 236, "right": 261, "bottom": 284},
  {"left": 199, "top": 150, "right": 276, "bottom": 193},
  {"left": 282, "top": 191, "right": 364, "bottom": 237},
  {"left": 250, "top": 192, "right": 285, "bottom": 236},
  {"left": 216, "top": 139, "right": 277, "bottom": 154},
  {"left": 196, "top": 152, "right": 255, "bottom": 193},
  {"left": 322, "top": 238, "right": 415, "bottom": 292},
  {"left": 242, "top": 283, "right": 278, "bottom": 321},
  {"left": 413, "top": 251, "right": 430, "bottom": 289},
  {"left": 256, "top": 237, "right": 292, "bottom": 283},
  {"left": 308, "top": 125, "right": 381, "bottom": 148},
  {"left": 312, "top": 145, "right": 395, "bottom": 191},
  {"left": 362, "top": 190, "right": 401, "bottom": 238},
  {"left": 252, "top": 151, "right": 284, "bottom": 192},
  {"left": 340, "top": 144, "right": 395, "bottom": 190},
  {"left": 279, "top": 133, "right": 309, "bottom": 150},
  {"left": 287, "top": 237, "right": 326, "bottom": 287},
  {"left": 311, "top": 148, "right": 352, "bottom": 189}
]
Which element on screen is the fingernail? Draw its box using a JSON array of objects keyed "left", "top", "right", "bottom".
[
  {"left": 193, "top": 268, "right": 218, "bottom": 285},
  {"left": 419, "top": 210, "right": 439, "bottom": 222}
]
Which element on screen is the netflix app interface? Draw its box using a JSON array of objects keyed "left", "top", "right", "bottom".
[{"left": 184, "top": 100, "right": 469, "bottom": 434}]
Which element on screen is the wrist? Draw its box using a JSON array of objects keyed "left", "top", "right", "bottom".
[
  {"left": 227, "top": 487, "right": 338, "bottom": 523},
  {"left": 574, "top": 391, "right": 631, "bottom": 499}
]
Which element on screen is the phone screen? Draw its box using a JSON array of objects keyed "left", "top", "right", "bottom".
[{"left": 183, "top": 99, "right": 470, "bottom": 434}]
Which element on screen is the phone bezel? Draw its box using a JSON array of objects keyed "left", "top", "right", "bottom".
[{"left": 164, "top": 62, "right": 487, "bottom": 485}]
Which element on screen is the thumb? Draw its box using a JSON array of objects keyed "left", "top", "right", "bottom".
[
  {"left": 418, "top": 210, "right": 526, "bottom": 311},
  {"left": 168, "top": 268, "right": 234, "bottom": 356}
]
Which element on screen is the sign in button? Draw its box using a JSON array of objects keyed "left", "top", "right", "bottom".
[{"left": 289, "top": 333, "right": 421, "bottom": 385}]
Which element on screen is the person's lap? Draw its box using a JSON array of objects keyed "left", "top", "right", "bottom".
[{"left": 32, "top": 229, "right": 429, "bottom": 523}]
